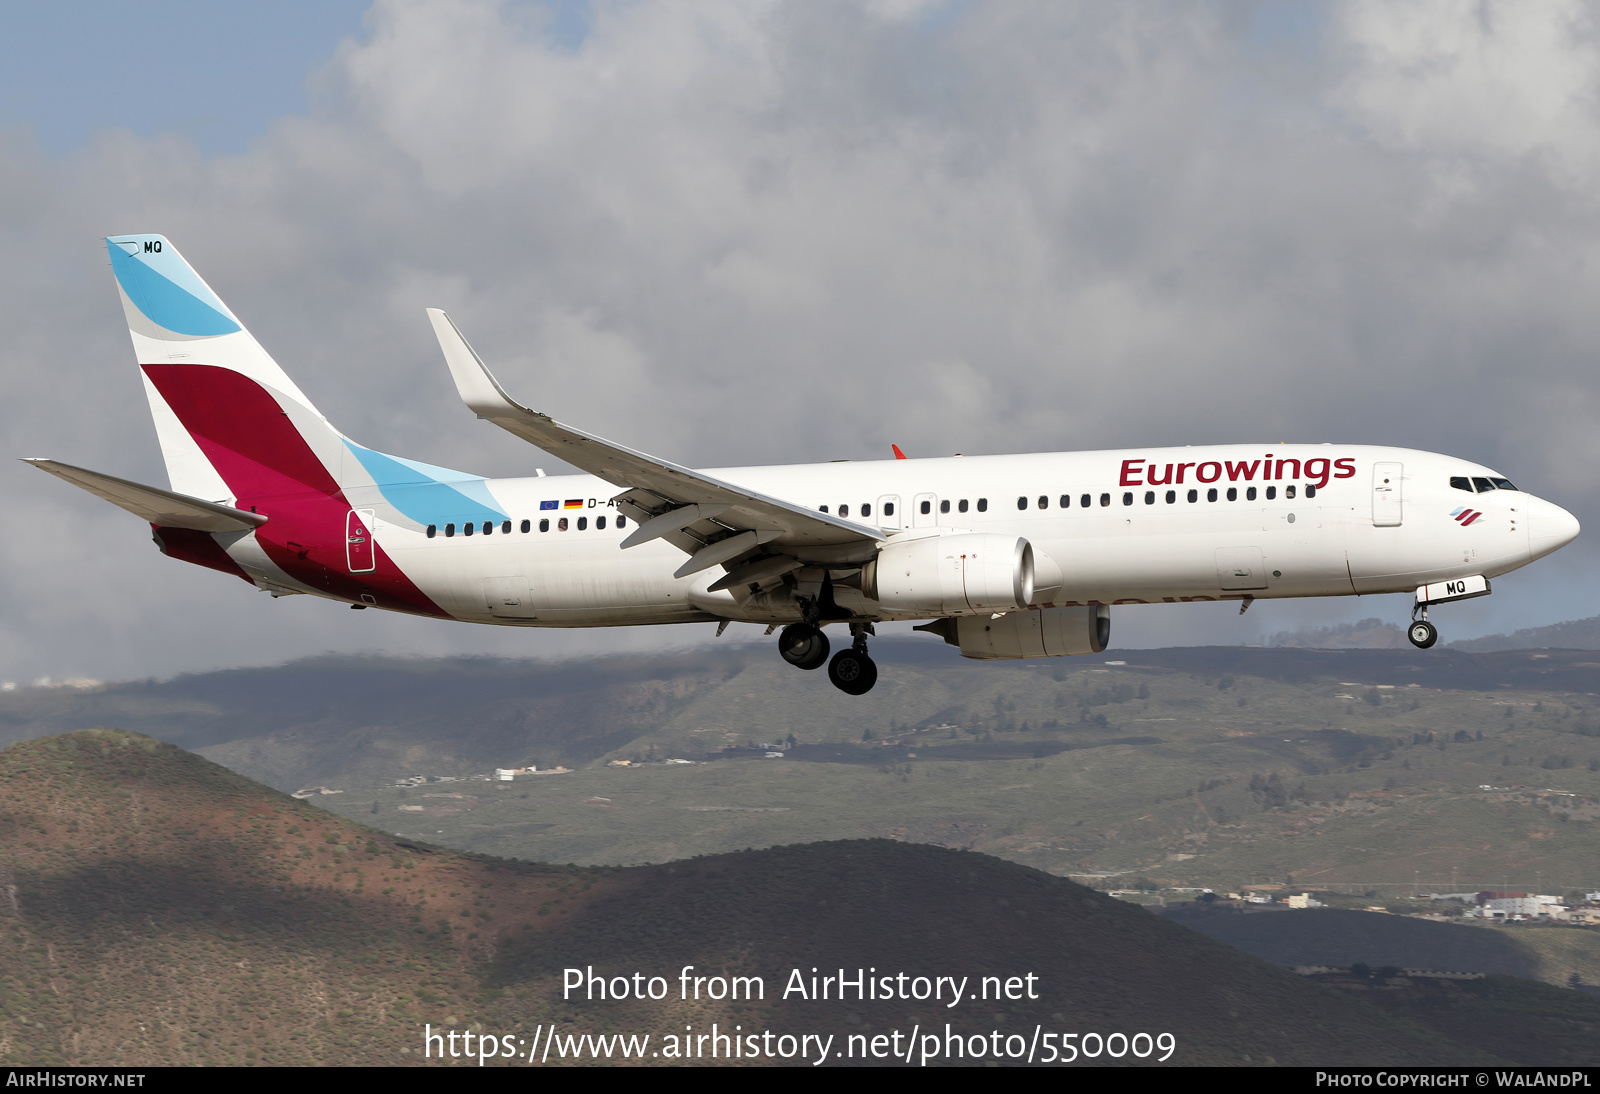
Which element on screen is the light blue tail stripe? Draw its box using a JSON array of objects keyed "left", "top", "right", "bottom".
[
  {"left": 106, "top": 236, "right": 241, "bottom": 337},
  {"left": 344, "top": 443, "right": 506, "bottom": 527}
]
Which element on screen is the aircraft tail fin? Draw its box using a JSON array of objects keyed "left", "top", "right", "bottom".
[{"left": 106, "top": 234, "right": 349, "bottom": 505}]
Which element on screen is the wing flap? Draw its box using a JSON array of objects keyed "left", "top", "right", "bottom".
[{"left": 24, "top": 458, "right": 269, "bottom": 533}]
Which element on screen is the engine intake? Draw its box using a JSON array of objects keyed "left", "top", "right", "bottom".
[
  {"left": 917, "top": 605, "right": 1111, "bottom": 660},
  {"left": 864, "top": 533, "right": 1034, "bottom": 615}
]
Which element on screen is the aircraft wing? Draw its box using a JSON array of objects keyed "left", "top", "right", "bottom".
[
  {"left": 23, "top": 458, "right": 269, "bottom": 534},
  {"left": 428, "top": 310, "right": 884, "bottom": 572}
]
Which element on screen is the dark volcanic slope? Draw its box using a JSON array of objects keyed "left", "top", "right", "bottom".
[
  {"left": 0, "top": 729, "right": 602, "bottom": 1066},
  {"left": 1162, "top": 906, "right": 1544, "bottom": 976},
  {"left": 486, "top": 841, "right": 1502, "bottom": 1066},
  {"left": 0, "top": 730, "right": 1518, "bottom": 1067}
]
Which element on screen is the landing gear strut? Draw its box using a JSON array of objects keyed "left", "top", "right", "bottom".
[
  {"left": 827, "top": 622, "right": 878, "bottom": 695},
  {"left": 1408, "top": 604, "right": 1438, "bottom": 649}
]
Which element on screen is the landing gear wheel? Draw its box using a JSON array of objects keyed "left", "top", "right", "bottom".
[
  {"left": 1408, "top": 620, "right": 1438, "bottom": 649},
  {"left": 827, "top": 648, "right": 878, "bottom": 695},
  {"left": 778, "top": 623, "right": 830, "bottom": 670}
]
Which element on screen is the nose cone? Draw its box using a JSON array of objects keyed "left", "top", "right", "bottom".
[{"left": 1528, "top": 498, "right": 1580, "bottom": 560}]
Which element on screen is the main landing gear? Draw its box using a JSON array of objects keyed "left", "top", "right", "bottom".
[
  {"left": 777, "top": 621, "right": 878, "bottom": 694},
  {"left": 778, "top": 622, "right": 830, "bottom": 670}
]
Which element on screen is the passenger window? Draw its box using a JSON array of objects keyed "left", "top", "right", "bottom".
[
  {"left": 1059, "top": 495, "right": 1070, "bottom": 509},
  {"left": 1017, "top": 496, "right": 1028, "bottom": 511},
  {"left": 1226, "top": 487, "right": 1237, "bottom": 501},
  {"left": 1207, "top": 488, "right": 1217, "bottom": 502},
  {"left": 597, "top": 516, "right": 607, "bottom": 529},
  {"left": 938, "top": 500, "right": 948, "bottom": 514},
  {"left": 464, "top": 522, "right": 474, "bottom": 536},
  {"left": 426, "top": 525, "right": 437, "bottom": 538},
  {"left": 558, "top": 518, "right": 568, "bottom": 531},
  {"left": 502, "top": 520, "right": 512, "bottom": 534},
  {"left": 1247, "top": 487, "right": 1257, "bottom": 501},
  {"left": 887, "top": 502, "right": 897, "bottom": 515},
  {"left": 1266, "top": 486, "right": 1276, "bottom": 500},
  {"left": 1305, "top": 485, "right": 1316, "bottom": 499},
  {"left": 483, "top": 522, "right": 492, "bottom": 535},
  {"left": 617, "top": 515, "right": 626, "bottom": 527},
  {"left": 862, "top": 503, "right": 872, "bottom": 518},
  {"left": 921, "top": 500, "right": 931, "bottom": 515},
  {"left": 1122, "top": 492, "right": 1133, "bottom": 506},
  {"left": 1099, "top": 493, "right": 1110, "bottom": 507},
  {"left": 959, "top": 499, "right": 970, "bottom": 513},
  {"left": 1145, "top": 491, "right": 1155, "bottom": 504},
  {"left": 1450, "top": 477, "right": 1473, "bottom": 492},
  {"left": 1080, "top": 494, "right": 1090, "bottom": 508},
  {"left": 578, "top": 517, "right": 588, "bottom": 530},
  {"left": 839, "top": 503, "right": 848, "bottom": 516},
  {"left": 1038, "top": 496, "right": 1048, "bottom": 509},
  {"left": 1285, "top": 485, "right": 1296, "bottom": 500},
  {"left": 1187, "top": 489, "right": 1198, "bottom": 503},
  {"left": 1165, "top": 490, "right": 1175, "bottom": 504},
  {"left": 1472, "top": 477, "right": 1494, "bottom": 492},
  {"left": 520, "top": 519, "right": 530, "bottom": 533},
  {"left": 445, "top": 523, "right": 455, "bottom": 537},
  {"left": 820, "top": 505, "right": 830, "bottom": 514},
  {"left": 539, "top": 519, "right": 549, "bottom": 532},
  {"left": 977, "top": 498, "right": 988, "bottom": 512}
]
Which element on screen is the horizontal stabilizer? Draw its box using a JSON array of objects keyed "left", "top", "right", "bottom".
[{"left": 23, "top": 459, "right": 269, "bottom": 533}]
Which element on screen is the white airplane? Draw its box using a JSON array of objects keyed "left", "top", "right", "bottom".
[{"left": 26, "top": 235, "right": 1581, "bottom": 695}]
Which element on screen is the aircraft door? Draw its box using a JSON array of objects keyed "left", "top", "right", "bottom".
[
  {"left": 346, "top": 509, "right": 375, "bottom": 573},
  {"left": 484, "top": 576, "right": 537, "bottom": 618},
  {"left": 877, "top": 495, "right": 902, "bottom": 531},
  {"left": 1216, "top": 546, "right": 1268, "bottom": 590},
  {"left": 912, "top": 492, "right": 939, "bottom": 528},
  {"left": 1373, "top": 462, "right": 1403, "bottom": 527}
]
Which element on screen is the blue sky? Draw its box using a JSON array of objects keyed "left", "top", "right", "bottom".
[
  {"left": 0, "top": 3, "right": 371, "bottom": 155},
  {"left": 0, "top": 1, "right": 596, "bottom": 155}
]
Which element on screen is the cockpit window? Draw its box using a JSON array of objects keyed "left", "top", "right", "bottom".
[
  {"left": 1490, "top": 478, "right": 1518, "bottom": 491},
  {"left": 1472, "top": 477, "right": 1494, "bottom": 493},
  {"left": 1450, "top": 477, "right": 1472, "bottom": 492}
]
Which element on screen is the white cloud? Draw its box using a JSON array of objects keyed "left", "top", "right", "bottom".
[{"left": 6, "top": 0, "right": 1600, "bottom": 681}]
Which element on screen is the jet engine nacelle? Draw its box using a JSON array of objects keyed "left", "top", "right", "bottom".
[
  {"left": 864, "top": 532, "right": 1034, "bottom": 615},
  {"left": 918, "top": 605, "right": 1111, "bottom": 660}
]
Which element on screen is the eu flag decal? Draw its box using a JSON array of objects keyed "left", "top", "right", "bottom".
[{"left": 540, "top": 500, "right": 558, "bottom": 511}]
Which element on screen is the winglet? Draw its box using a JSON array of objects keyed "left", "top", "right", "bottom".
[
  {"left": 892, "top": 444, "right": 908, "bottom": 460},
  {"left": 426, "top": 309, "right": 548, "bottom": 422}
]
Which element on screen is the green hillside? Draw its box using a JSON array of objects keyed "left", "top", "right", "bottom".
[
  {"left": 6, "top": 645, "right": 1599, "bottom": 896},
  {"left": 0, "top": 729, "right": 1553, "bottom": 1067}
]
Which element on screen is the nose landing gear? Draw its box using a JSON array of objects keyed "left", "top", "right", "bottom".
[
  {"left": 1407, "top": 576, "right": 1490, "bottom": 649},
  {"left": 1407, "top": 619, "right": 1438, "bottom": 649},
  {"left": 1408, "top": 599, "right": 1439, "bottom": 649}
]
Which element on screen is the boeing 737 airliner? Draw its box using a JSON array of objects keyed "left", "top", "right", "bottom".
[{"left": 26, "top": 236, "right": 1581, "bottom": 694}]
